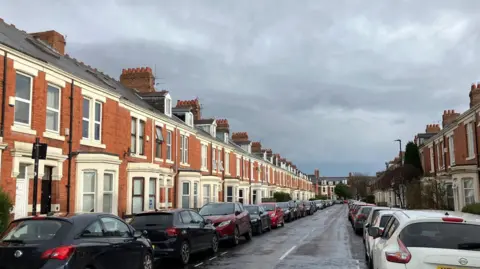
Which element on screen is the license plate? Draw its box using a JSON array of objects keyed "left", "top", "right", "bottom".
[{"left": 437, "top": 266, "right": 472, "bottom": 269}]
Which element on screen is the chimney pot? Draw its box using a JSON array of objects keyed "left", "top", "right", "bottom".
[
  {"left": 29, "top": 30, "right": 66, "bottom": 55},
  {"left": 119, "top": 66, "right": 155, "bottom": 93}
]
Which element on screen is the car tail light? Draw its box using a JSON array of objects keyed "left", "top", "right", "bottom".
[
  {"left": 442, "top": 217, "right": 463, "bottom": 223},
  {"left": 356, "top": 214, "right": 365, "bottom": 220},
  {"left": 385, "top": 238, "right": 411, "bottom": 264},
  {"left": 41, "top": 245, "right": 75, "bottom": 260},
  {"left": 165, "top": 227, "right": 180, "bottom": 236}
]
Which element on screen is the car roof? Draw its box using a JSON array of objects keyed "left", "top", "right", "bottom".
[
  {"left": 260, "top": 202, "right": 276, "bottom": 205},
  {"left": 393, "top": 210, "right": 480, "bottom": 223}
]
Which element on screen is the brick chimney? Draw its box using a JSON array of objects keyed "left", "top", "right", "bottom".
[
  {"left": 442, "top": 109, "right": 460, "bottom": 128},
  {"left": 251, "top": 142, "right": 262, "bottom": 153},
  {"left": 470, "top": 83, "right": 480, "bottom": 108},
  {"left": 314, "top": 169, "right": 319, "bottom": 178},
  {"left": 231, "top": 132, "right": 250, "bottom": 143},
  {"left": 30, "top": 30, "right": 66, "bottom": 55},
  {"left": 176, "top": 99, "right": 201, "bottom": 120},
  {"left": 120, "top": 67, "right": 155, "bottom": 93},
  {"left": 425, "top": 124, "right": 441, "bottom": 134},
  {"left": 216, "top": 119, "right": 229, "bottom": 133}
]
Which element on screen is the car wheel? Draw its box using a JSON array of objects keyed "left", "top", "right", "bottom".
[
  {"left": 141, "top": 252, "right": 153, "bottom": 269},
  {"left": 232, "top": 227, "right": 240, "bottom": 246},
  {"left": 267, "top": 220, "right": 272, "bottom": 231},
  {"left": 211, "top": 234, "right": 219, "bottom": 254},
  {"left": 180, "top": 241, "right": 190, "bottom": 265},
  {"left": 245, "top": 224, "right": 253, "bottom": 241}
]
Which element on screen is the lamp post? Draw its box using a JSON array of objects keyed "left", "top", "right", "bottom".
[
  {"left": 394, "top": 139, "right": 402, "bottom": 166},
  {"left": 394, "top": 139, "right": 404, "bottom": 207}
]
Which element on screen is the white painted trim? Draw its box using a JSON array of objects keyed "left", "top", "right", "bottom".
[
  {"left": 80, "top": 139, "right": 106, "bottom": 149},
  {"left": 80, "top": 85, "right": 107, "bottom": 103},
  {"left": 0, "top": 50, "right": 4, "bottom": 56},
  {"left": 43, "top": 131, "right": 65, "bottom": 141},
  {"left": 434, "top": 136, "right": 444, "bottom": 143},
  {"left": 445, "top": 129, "right": 455, "bottom": 137},
  {"left": 130, "top": 111, "right": 147, "bottom": 121},
  {"left": 12, "top": 58, "right": 39, "bottom": 76},
  {"left": 45, "top": 73, "right": 67, "bottom": 88},
  {"left": 463, "top": 114, "right": 475, "bottom": 125},
  {"left": 11, "top": 125, "right": 36, "bottom": 135},
  {"left": 165, "top": 125, "right": 175, "bottom": 131}
]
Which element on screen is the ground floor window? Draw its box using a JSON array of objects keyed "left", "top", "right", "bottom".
[
  {"left": 132, "top": 177, "right": 144, "bottom": 214},
  {"left": 203, "top": 184, "right": 211, "bottom": 205},
  {"left": 194, "top": 183, "right": 198, "bottom": 209},
  {"left": 226, "top": 186, "right": 233, "bottom": 202},
  {"left": 103, "top": 173, "right": 113, "bottom": 213},
  {"left": 182, "top": 182, "right": 190, "bottom": 208},
  {"left": 239, "top": 189, "right": 244, "bottom": 204},
  {"left": 149, "top": 178, "right": 156, "bottom": 210},
  {"left": 83, "top": 171, "right": 97, "bottom": 212},
  {"left": 463, "top": 178, "right": 475, "bottom": 206},
  {"left": 252, "top": 190, "right": 257, "bottom": 204}
]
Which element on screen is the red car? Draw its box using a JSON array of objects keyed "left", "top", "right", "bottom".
[
  {"left": 260, "top": 203, "right": 285, "bottom": 228},
  {"left": 199, "top": 202, "right": 252, "bottom": 246}
]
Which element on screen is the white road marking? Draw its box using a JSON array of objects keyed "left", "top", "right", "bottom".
[
  {"left": 209, "top": 256, "right": 217, "bottom": 261},
  {"left": 220, "top": 251, "right": 228, "bottom": 256},
  {"left": 356, "top": 259, "right": 360, "bottom": 269},
  {"left": 300, "top": 233, "right": 310, "bottom": 242},
  {"left": 194, "top": 262, "right": 204, "bottom": 267},
  {"left": 311, "top": 228, "right": 316, "bottom": 232},
  {"left": 279, "top": 245, "right": 296, "bottom": 260}
]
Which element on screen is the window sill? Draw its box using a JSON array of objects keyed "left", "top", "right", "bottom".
[
  {"left": 11, "top": 125, "right": 36, "bottom": 135},
  {"left": 466, "top": 156, "right": 476, "bottom": 161},
  {"left": 154, "top": 158, "right": 163, "bottom": 162},
  {"left": 201, "top": 167, "right": 209, "bottom": 172},
  {"left": 43, "top": 131, "right": 65, "bottom": 141},
  {"left": 166, "top": 159, "right": 174, "bottom": 164},
  {"left": 180, "top": 163, "right": 190, "bottom": 167},
  {"left": 80, "top": 139, "right": 106, "bottom": 149},
  {"left": 130, "top": 154, "right": 147, "bottom": 160}
]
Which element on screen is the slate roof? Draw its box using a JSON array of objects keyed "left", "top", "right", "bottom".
[
  {"left": 194, "top": 119, "right": 215, "bottom": 125},
  {"left": 0, "top": 21, "right": 307, "bottom": 177}
]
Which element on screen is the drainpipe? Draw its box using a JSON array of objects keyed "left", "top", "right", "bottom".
[
  {"left": 474, "top": 113, "right": 480, "bottom": 202},
  {"left": 66, "top": 79, "right": 74, "bottom": 214},
  {"left": 0, "top": 51, "right": 7, "bottom": 137},
  {"left": 173, "top": 128, "right": 179, "bottom": 208}
]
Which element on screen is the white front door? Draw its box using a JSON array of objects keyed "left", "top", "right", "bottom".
[{"left": 14, "top": 164, "right": 29, "bottom": 219}]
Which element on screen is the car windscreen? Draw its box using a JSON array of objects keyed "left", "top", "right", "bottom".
[
  {"left": 1, "top": 219, "right": 68, "bottom": 243},
  {"left": 199, "top": 203, "right": 235, "bottom": 216},
  {"left": 262, "top": 204, "right": 275, "bottom": 211},
  {"left": 245, "top": 206, "right": 259, "bottom": 214},
  {"left": 361, "top": 207, "right": 372, "bottom": 215},
  {"left": 130, "top": 213, "right": 174, "bottom": 228},
  {"left": 399, "top": 222, "right": 480, "bottom": 250},
  {"left": 379, "top": 215, "right": 392, "bottom": 227},
  {"left": 277, "top": 202, "right": 289, "bottom": 208}
]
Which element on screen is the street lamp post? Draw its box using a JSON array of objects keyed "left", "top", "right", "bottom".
[{"left": 394, "top": 139, "right": 404, "bottom": 207}]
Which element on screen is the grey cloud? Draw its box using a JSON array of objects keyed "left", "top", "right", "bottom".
[{"left": 3, "top": 0, "right": 480, "bottom": 175}]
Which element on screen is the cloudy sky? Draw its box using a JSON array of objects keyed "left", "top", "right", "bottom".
[{"left": 3, "top": 0, "right": 480, "bottom": 176}]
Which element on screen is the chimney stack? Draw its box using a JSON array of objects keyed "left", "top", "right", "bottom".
[
  {"left": 442, "top": 109, "right": 460, "bottom": 128},
  {"left": 30, "top": 30, "right": 66, "bottom": 55},
  {"left": 231, "top": 132, "right": 250, "bottom": 143},
  {"left": 425, "top": 124, "right": 441, "bottom": 134},
  {"left": 251, "top": 142, "right": 262, "bottom": 153},
  {"left": 120, "top": 67, "right": 155, "bottom": 93},
  {"left": 314, "top": 169, "right": 319, "bottom": 178},
  {"left": 216, "top": 119, "right": 230, "bottom": 133},
  {"left": 176, "top": 99, "right": 201, "bottom": 120},
  {"left": 470, "top": 83, "right": 480, "bottom": 108}
]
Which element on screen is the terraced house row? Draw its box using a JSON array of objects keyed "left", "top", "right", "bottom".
[
  {"left": 0, "top": 20, "right": 314, "bottom": 220},
  {"left": 375, "top": 80, "right": 480, "bottom": 211}
]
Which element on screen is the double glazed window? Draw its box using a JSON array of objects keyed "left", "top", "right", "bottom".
[
  {"left": 130, "top": 117, "right": 145, "bottom": 156},
  {"left": 166, "top": 131, "right": 172, "bottom": 160},
  {"left": 180, "top": 134, "right": 189, "bottom": 164},
  {"left": 46, "top": 85, "right": 61, "bottom": 132},
  {"left": 132, "top": 177, "right": 144, "bottom": 214},
  {"left": 82, "top": 98, "right": 102, "bottom": 141},
  {"left": 14, "top": 73, "right": 33, "bottom": 126},
  {"left": 155, "top": 126, "right": 163, "bottom": 158},
  {"left": 82, "top": 171, "right": 115, "bottom": 213}
]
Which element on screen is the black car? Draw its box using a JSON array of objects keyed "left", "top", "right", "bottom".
[
  {"left": 277, "top": 202, "right": 295, "bottom": 222},
  {"left": 244, "top": 205, "right": 271, "bottom": 234},
  {"left": 130, "top": 209, "right": 218, "bottom": 265},
  {"left": 0, "top": 213, "right": 153, "bottom": 269}
]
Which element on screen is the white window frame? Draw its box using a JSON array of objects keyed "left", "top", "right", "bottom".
[
  {"left": 14, "top": 72, "right": 33, "bottom": 127},
  {"left": 213, "top": 148, "right": 217, "bottom": 170},
  {"left": 467, "top": 122, "right": 475, "bottom": 159},
  {"left": 130, "top": 117, "right": 145, "bottom": 156},
  {"left": 164, "top": 96, "right": 172, "bottom": 117},
  {"left": 103, "top": 172, "right": 114, "bottom": 213},
  {"left": 213, "top": 185, "right": 218, "bottom": 202},
  {"left": 226, "top": 186, "right": 233, "bottom": 202},
  {"left": 182, "top": 182, "right": 190, "bottom": 209},
  {"left": 236, "top": 157, "right": 240, "bottom": 177},
  {"left": 82, "top": 97, "right": 102, "bottom": 142},
  {"left": 201, "top": 144, "right": 208, "bottom": 169},
  {"left": 180, "top": 134, "right": 188, "bottom": 164},
  {"left": 166, "top": 131, "right": 172, "bottom": 160},
  {"left": 448, "top": 135, "right": 455, "bottom": 166},
  {"left": 225, "top": 152, "right": 230, "bottom": 174},
  {"left": 203, "top": 184, "right": 211, "bottom": 205},
  {"left": 82, "top": 170, "right": 97, "bottom": 213},
  {"left": 46, "top": 84, "right": 61, "bottom": 133},
  {"left": 463, "top": 178, "right": 475, "bottom": 206}
]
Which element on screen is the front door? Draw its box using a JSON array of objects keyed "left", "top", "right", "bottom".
[
  {"left": 239, "top": 189, "right": 244, "bottom": 204},
  {"left": 41, "top": 166, "right": 53, "bottom": 214},
  {"left": 14, "top": 164, "right": 29, "bottom": 219}
]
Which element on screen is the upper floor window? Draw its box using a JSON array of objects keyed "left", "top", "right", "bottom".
[
  {"left": 448, "top": 135, "right": 455, "bottom": 165},
  {"left": 166, "top": 131, "right": 172, "bottom": 160},
  {"left": 164, "top": 95, "right": 172, "bottom": 117},
  {"left": 212, "top": 148, "right": 217, "bottom": 170},
  {"left": 467, "top": 122, "right": 475, "bottom": 159},
  {"left": 429, "top": 147, "right": 434, "bottom": 172},
  {"left": 224, "top": 152, "right": 230, "bottom": 174},
  {"left": 46, "top": 85, "right": 61, "bottom": 133},
  {"left": 155, "top": 126, "right": 163, "bottom": 159},
  {"left": 14, "top": 73, "right": 33, "bottom": 126},
  {"left": 201, "top": 144, "right": 208, "bottom": 169},
  {"left": 82, "top": 97, "right": 102, "bottom": 141},
  {"left": 236, "top": 157, "right": 240, "bottom": 177},
  {"left": 130, "top": 117, "right": 145, "bottom": 156},
  {"left": 180, "top": 134, "right": 189, "bottom": 164}
]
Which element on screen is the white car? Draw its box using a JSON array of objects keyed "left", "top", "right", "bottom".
[
  {"left": 363, "top": 207, "right": 402, "bottom": 244},
  {"left": 369, "top": 210, "right": 480, "bottom": 269},
  {"left": 364, "top": 210, "right": 396, "bottom": 265}
]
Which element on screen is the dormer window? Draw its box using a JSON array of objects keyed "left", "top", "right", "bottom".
[
  {"left": 224, "top": 133, "right": 228, "bottom": 143},
  {"left": 164, "top": 94, "right": 172, "bottom": 117},
  {"left": 210, "top": 125, "right": 216, "bottom": 138},
  {"left": 185, "top": 112, "right": 194, "bottom": 127}
]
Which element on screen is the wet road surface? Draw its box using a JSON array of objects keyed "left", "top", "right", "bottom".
[{"left": 158, "top": 204, "right": 367, "bottom": 269}]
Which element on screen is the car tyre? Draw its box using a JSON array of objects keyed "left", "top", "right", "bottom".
[
  {"left": 210, "top": 234, "right": 219, "bottom": 254},
  {"left": 232, "top": 226, "right": 240, "bottom": 246},
  {"left": 257, "top": 223, "right": 263, "bottom": 234},
  {"left": 141, "top": 252, "right": 153, "bottom": 269},
  {"left": 245, "top": 224, "right": 253, "bottom": 241},
  {"left": 180, "top": 241, "right": 190, "bottom": 265}
]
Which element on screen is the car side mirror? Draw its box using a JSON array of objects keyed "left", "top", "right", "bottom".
[
  {"left": 235, "top": 210, "right": 241, "bottom": 216},
  {"left": 367, "top": 227, "right": 382, "bottom": 239},
  {"left": 365, "top": 223, "right": 371, "bottom": 228},
  {"left": 204, "top": 219, "right": 213, "bottom": 225},
  {"left": 133, "top": 230, "right": 142, "bottom": 239}
]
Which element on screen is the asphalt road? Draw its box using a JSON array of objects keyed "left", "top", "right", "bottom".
[{"left": 158, "top": 204, "right": 367, "bottom": 269}]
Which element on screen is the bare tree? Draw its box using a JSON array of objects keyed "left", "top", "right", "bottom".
[
  {"left": 378, "top": 164, "right": 422, "bottom": 208},
  {"left": 349, "top": 173, "right": 374, "bottom": 199}
]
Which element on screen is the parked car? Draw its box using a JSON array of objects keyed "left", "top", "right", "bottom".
[
  {"left": 304, "top": 200, "right": 313, "bottom": 215},
  {"left": 260, "top": 203, "right": 285, "bottom": 228},
  {"left": 368, "top": 210, "right": 480, "bottom": 269},
  {"left": 198, "top": 202, "right": 252, "bottom": 246},
  {"left": 244, "top": 205, "right": 271, "bottom": 234},
  {"left": 295, "top": 200, "right": 307, "bottom": 217},
  {"left": 0, "top": 213, "right": 153, "bottom": 269},
  {"left": 352, "top": 205, "right": 373, "bottom": 234},
  {"left": 290, "top": 201, "right": 302, "bottom": 219},
  {"left": 348, "top": 202, "right": 367, "bottom": 222},
  {"left": 277, "top": 202, "right": 295, "bottom": 222},
  {"left": 363, "top": 207, "right": 400, "bottom": 244},
  {"left": 314, "top": 200, "right": 324, "bottom": 210},
  {"left": 364, "top": 210, "right": 395, "bottom": 266},
  {"left": 129, "top": 209, "right": 218, "bottom": 265}
]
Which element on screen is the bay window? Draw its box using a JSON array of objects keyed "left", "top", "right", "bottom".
[
  {"left": 103, "top": 173, "right": 113, "bottom": 213},
  {"left": 149, "top": 178, "right": 156, "bottom": 210},
  {"left": 132, "top": 177, "right": 144, "bottom": 214}
]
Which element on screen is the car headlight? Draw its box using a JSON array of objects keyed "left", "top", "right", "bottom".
[
  {"left": 251, "top": 219, "right": 258, "bottom": 222},
  {"left": 218, "top": 220, "right": 232, "bottom": 227}
]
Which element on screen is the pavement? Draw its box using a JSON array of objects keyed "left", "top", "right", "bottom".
[{"left": 157, "top": 204, "right": 367, "bottom": 269}]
